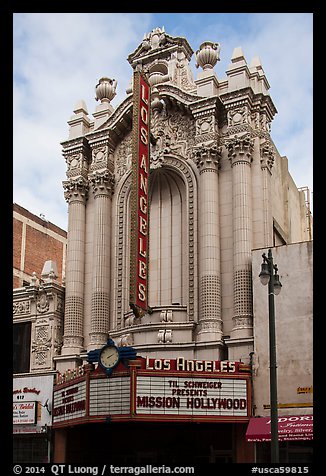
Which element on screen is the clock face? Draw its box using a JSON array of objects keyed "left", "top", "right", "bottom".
[{"left": 99, "top": 345, "right": 119, "bottom": 369}]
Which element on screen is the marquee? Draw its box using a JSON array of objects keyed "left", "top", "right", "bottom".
[{"left": 52, "top": 357, "right": 251, "bottom": 427}]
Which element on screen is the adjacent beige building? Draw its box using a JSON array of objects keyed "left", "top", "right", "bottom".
[{"left": 252, "top": 241, "right": 313, "bottom": 417}]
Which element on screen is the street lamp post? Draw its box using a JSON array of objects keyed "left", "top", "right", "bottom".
[{"left": 259, "top": 248, "right": 282, "bottom": 463}]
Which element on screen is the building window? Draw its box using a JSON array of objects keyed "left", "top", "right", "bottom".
[{"left": 13, "top": 322, "right": 31, "bottom": 373}]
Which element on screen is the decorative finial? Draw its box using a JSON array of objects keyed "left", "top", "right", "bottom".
[
  {"left": 195, "top": 41, "right": 221, "bottom": 70},
  {"left": 95, "top": 77, "right": 117, "bottom": 104},
  {"left": 31, "top": 272, "right": 38, "bottom": 286}
]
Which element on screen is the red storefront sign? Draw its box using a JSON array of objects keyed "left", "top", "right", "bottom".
[
  {"left": 130, "top": 71, "right": 150, "bottom": 318},
  {"left": 246, "top": 415, "right": 313, "bottom": 442}
]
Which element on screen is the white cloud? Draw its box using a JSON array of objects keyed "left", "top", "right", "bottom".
[
  {"left": 13, "top": 13, "right": 313, "bottom": 229},
  {"left": 13, "top": 13, "right": 153, "bottom": 230}
]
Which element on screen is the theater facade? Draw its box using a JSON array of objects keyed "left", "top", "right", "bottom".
[{"left": 50, "top": 27, "right": 312, "bottom": 463}]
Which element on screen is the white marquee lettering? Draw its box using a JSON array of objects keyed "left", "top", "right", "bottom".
[
  {"left": 140, "top": 105, "right": 148, "bottom": 125},
  {"left": 138, "top": 260, "right": 147, "bottom": 279},
  {"left": 140, "top": 154, "right": 148, "bottom": 173},
  {"left": 140, "top": 126, "right": 148, "bottom": 145},
  {"left": 139, "top": 216, "right": 147, "bottom": 235},
  {"left": 138, "top": 283, "right": 146, "bottom": 302}
]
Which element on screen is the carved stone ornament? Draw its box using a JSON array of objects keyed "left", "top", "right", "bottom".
[
  {"left": 36, "top": 292, "right": 50, "bottom": 313},
  {"left": 227, "top": 106, "right": 249, "bottom": 127},
  {"left": 89, "top": 170, "right": 115, "bottom": 197},
  {"left": 116, "top": 333, "right": 134, "bottom": 346},
  {"left": 115, "top": 134, "right": 132, "bottom": 183},
  {"left": 157, "top": 329, "right": 173, "bottom": 343},
  {"left": 95, "top": 77, "right": 117, "bottom": 103},
  {"left": 195, "top": 41, "right": 221, "bottom": 70},
  {"left": 141, "top": 27, "right": 168, "bottom": 52},
  {"left": 63, "top": 140, "right": 90, "bottom": 179},
  {"left": 198, "top": 320, "right": 222, "bottom": 333},
  {"left": 150, "top": 107, "right": 195, "bottom": 166},
  {"left": 31, "top": 325, "right": 52, "bottom": 367},
  {"left": 63, "top": 177, "right": 89, "bottom": 203},
  {"left": 260, "top": 140, "right": 275, "bottom": 170},
  {"left": 13, "top": 300, "right": 31, "bottom": 315},
  {"left": 192, "top": 142, "right": 221, "bottom": 172},
  {"left": 225, "top": 133, "right": 254, "bottom": 164}
]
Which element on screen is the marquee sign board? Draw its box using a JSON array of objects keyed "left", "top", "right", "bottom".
[
  {"left": 130, "top": 70, "right": 151, "bottom": 318},
  {"left": 52, "top": 358, "right": 251, "bottom": 428},
  {"left": 136, "top": 376, "right": 248, "bottom": 418},
  {"left": 53, "top": 381, "right": 86, "bottom": 424}
]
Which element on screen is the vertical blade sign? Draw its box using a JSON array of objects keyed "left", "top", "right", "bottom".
[{"left": 130, "top": 71, "right": 150, "bottom": 318}]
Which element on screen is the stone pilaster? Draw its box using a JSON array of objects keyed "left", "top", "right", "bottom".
[
  {"left": 260, "top": 140, "right": 275, "bottom": 247},
  {"left": 194, "top": 143, "right": 223, "bottom": 344},
  {"left": 226, "top": 133, "right": 254, "bottom": 339},
  {"left": 88, "top": 142, "right": 115, "bottom": 348},
  {"left": 61, "top": 177, "right": 88, "bottom": 355}
]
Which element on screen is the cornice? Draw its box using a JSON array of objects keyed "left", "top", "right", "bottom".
[{"left": 220, "top": 87, "right": 277, "bottom": 121}]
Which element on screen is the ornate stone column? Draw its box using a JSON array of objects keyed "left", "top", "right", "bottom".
[
  {"left": 194, "top": 143, "right": 223, "bottom": 344},
  {"left": 226, "top": 133, "right": 254, "bottom": 339},
  {"left": 61, "top": 176, "right": 88, "bottom": 355},
  {"left": 88, "top": 136, "right": 115, "bottom": 349}
]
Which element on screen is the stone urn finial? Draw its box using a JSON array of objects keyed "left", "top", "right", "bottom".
[
  {"left": 95, "top": 77, "right": 117, "bottom": 103},
  {"left": 195, "top": 41, "right": 221, "bottom": 70}
]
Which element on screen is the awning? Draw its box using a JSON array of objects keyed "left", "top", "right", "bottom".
[{"left": 246, "top": 415, "right": 313, "bottom": 442}]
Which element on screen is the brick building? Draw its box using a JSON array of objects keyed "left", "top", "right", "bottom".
[
  {"left": 13, "top": 203, "right": 67, "bottom": 463},
  {"left": 13, "top": 203, "right": 67, "bottom": 288}
]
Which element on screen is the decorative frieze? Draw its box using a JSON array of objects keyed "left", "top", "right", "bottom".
[
  {"left": 115, "top": 134, "right": 132, "bottom": 183},
  {"left": 13, "top": 300, "right": 31, "bottom": 315},
  {"left": 227, "top": 105, "right": 249, "bottom": 127},
  {"left": 62, "top": 138, "right": 90, "bottom": 179},
  {"left": 150, "top": 107, "right": 195, "bottom": 165}
]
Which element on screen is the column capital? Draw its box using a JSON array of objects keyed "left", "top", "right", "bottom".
[
  {"left": 88, "top": 170, "right": 115, "bottom": 198},
  {"left": 63, "top": 177, "right": 88, "bottom": 204},
  {"left": 225, "top": 133, "right": 254, "bottom": 166},
  {"left": 193, "top": 142, "right": 221, "bottom": 173}
]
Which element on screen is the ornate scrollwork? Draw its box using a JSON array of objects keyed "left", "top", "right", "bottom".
[
  {"left": 225, "top": 133, "right": 254, "bottom": 166},
  {"left": 260, "top": 140, "right": 275, "bottom": 171},
  {"left": 63, "top": 176, "right": 89, "bottom": 203},
  {"left": 88, "top": 170, "right": 115, "bottom": 198},
  {"left": 192, "top": 142, "right": 221, "bottom": 173}
]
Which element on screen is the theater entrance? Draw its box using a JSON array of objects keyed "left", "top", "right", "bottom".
[{"left": 54, "top": 421, "right": 253, "bottom": 464}]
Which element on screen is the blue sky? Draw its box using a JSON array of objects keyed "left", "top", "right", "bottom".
[{"left": 13, "top": 13, "right": 313, "bottom": 230}]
